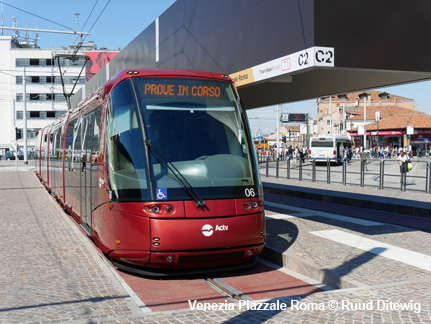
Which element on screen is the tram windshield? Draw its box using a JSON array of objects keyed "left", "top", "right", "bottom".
[{"left": 107, "top": 77, "right": 258, "bottom": 202}]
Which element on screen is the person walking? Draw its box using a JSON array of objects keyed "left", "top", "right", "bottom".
[{"left": 397, "top": 150, "right": 410, "bottom": 186}]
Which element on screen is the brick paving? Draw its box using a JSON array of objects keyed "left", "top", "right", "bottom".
[{"left": 1, "top": 166, "right": 431, "bottom": 323}]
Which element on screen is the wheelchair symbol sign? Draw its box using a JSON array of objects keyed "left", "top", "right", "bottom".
[{"left": 156, "top": 188, "right": 167, "bottom": 200}]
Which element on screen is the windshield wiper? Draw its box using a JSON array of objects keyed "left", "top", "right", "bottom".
[{"left": 145, "top": 139, "right": 207, "bottom": 209}]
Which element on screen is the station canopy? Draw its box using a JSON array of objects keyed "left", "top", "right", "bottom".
[{"left": 72, "top": 0, "right": 431, "bottom": 110}]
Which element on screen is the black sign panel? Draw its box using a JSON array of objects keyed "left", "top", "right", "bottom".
[{"left": 288, "top": 114, "right": 307, "bottom": 122}]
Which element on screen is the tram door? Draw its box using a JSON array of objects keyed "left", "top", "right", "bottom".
[
  {"left": 336, "top": 142, "right": 342, "bottom": 160},
  {"left": 80, "top": 115, "right": 93, "bottom": 233}
]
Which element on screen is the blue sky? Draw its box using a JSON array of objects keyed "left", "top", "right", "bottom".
[
  {"left": 2, "top": 0, "right": 430, "bottom": 135},
  {"left": 0, "top": 0, "right": 176, "bottom": 50},
  {"left": 247, "top": 80, "right": 431, "bottom": 135}
]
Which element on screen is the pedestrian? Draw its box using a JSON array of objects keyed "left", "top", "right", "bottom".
[
  {"left": 288, "top": 146, "right": 293, "bottom": 160},
  {"left": 397, "top": 150, "right": 410, "bottom": 185},
  {"left": 81, "top": 153, "right": 87, "bottom": 172},
  {"left": 343, "top": 146, "right": 349, "bottom": 164}
]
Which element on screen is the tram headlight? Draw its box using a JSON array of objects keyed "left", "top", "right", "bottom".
[
  {"left": 166, "top": 205, "right": 174, "bottom": 214},
  {"left": 166, "top": 256, "right": 174, "bottom": 263},
  {"left": 251, "top": 201, "right": 258, "bottom": 209},
  {"left": 152, "top": 205, "right": 161, "bottom": 213},
  {"left": 243, "top": 202, "right": 251, "bottom": 210}
]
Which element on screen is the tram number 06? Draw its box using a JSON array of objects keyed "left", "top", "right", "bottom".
[{"left": 245, "top": 188, "right": 256, "bottom": 197}]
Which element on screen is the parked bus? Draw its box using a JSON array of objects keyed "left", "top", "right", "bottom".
[
  {"left": 253, "top": 139, "right": 269, "bottom": 150},
  {"left": 309, "top": 134, "right": 351, "bottom": 164}
]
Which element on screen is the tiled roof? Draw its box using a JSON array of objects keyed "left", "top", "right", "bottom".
[
  {"left": 321, "top": 90, "right": 413, "bottom": 103},
  {"left": 364, "top": 112, "right": 431, "bottom": 131},
  {"left": 345, "top": 105, "right": 419, "bottom": 121},
  {"left": 348, "top": 111, "right": 431, "bottom": 132}
]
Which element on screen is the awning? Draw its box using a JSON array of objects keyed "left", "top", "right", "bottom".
[{"left": 350, "top": 131, "right": 404, "bottom": 136}]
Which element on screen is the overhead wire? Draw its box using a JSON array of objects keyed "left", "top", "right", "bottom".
[
  {"left": 61, "top": 0, "right": 106, "bottom": 77},
  {"left": 0, "top": 69, "right": 79, "bottom": 92},
  {"left": 83, "top": 0, "right": 111, "bottom": 37},
  {"left": 61, "top": 0, "right": 111, "bottom": 101},
  {"left": 63, "top": 0, "right": 100, "bottom": 61},
  {"left": 1, "top": 0, "right": 111, "bottom": 105},
  {"left": 1, "top": 1, "right": 73, "bottom": 31}
]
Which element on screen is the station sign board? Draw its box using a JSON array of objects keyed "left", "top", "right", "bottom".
[
  {"left": 406, "top": 125, "right": 414, "bottom": 135},
  {"left": 280, "top": 113, "right": 308, "bottom": 122},
  {"left": 230, "top": 46, "right": 335, "bottom": 87}
]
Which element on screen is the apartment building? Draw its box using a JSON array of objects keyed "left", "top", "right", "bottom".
[{"left": 0, "top": 35, "right": 114, "bottom": 157}]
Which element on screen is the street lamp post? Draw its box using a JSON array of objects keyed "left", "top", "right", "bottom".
[
  {"left": 358, "top": 92, "right": 368, "bottom": 150},
  {"left": 363, "top": 95, "right": 367, "bottom": 150},
  {"left": 375, "top": 111, "right": 380, "bottom": 150},
  {"left": 350, "top": 119, "right": 355, "bottom": 148},
  {"left": 23, "top": 66, "right": 28, "bottom": 164}
]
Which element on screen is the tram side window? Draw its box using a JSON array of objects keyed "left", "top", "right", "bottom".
[
  {"left": 41, "top": 133, "right": 48, "bottom": 164},
  {"left": 55, "top": 128, "right": 62, "bottom": 161},
  {"left": 91, "top": 106, "right": 102, "bottom": 210},
  {"left": 65, "top": 118, "right": 82, "bottom": 214},
  {"left": 107, "top": 80, "right": 150, "bottom": 200},
  {"left": 91, "top": 106, "right": 102, "bottom": 167},
  {"left": 48, "top": 131, "right": 55, "bottom": 180},
  {"left": 65, "top": 120, "right": 75, "bottom": 171},
  {"left": 81, "top": 115, "right": 92, "bottom": 172},
  {"left": 72, "top": 119, "right": 82, "bottom": 170},
  {"left": 34, "top": 133, "right": 40, "bottom": 167}
]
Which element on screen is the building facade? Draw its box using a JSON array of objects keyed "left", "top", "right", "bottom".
[
  {"left": 316, "top": 91, "right": 415, "bottom": 136},
  {"left": 0, "top": 36, "right": 115, "bottom": 158}
]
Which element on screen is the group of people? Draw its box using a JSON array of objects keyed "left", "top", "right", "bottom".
[
  {"left": 258, "top": 145, "right": 308, "bottom": 163},
  {"left": 341, "top": 145, "right": 412, "bottom": 184},
  {"left": 348, "top": 146, "right": 430, "bottom": 159}
]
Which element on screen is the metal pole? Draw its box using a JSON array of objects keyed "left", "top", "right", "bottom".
[
  {"left": 276, "top": 105, "right": 280, "bottom": 159},
  {"left": 23, "top": 67, "right": 28, "bottom": 164},
  {"left": 382, "top": 160, "right": 385, "bottom": 189},
  {"left": 343, "top": 161, "right": 347, "bottom": 185},
  {"left": 330, "top": 96, "right": 332, "bottom": 134},
  {"left": 265, "top": 158, "right": 269, "bottom": 177},
  {"left": 342, "top": 103, "right": 346, "bottom": 135},
  {"left": 13, "top": 98, "right": 17, "bottom": 167},
  {"left": 287, "top": 159, "right": 290, "bottom": 179},
  {"left": 363, "top": 96, "right": 367, "bottom": 150},
  {"left": 428, "top": 162, "right": 431, "bottom": 194},
  {"left": 312, "top": 159, "right": 316, "bottom": 182},
  {"left": 1, "top": 0, "right": 3, "bottom": 36},
  {"left": 306, "top": 113, "right": 310, "bottom": 147},
  {"left": 378, "top": 160, "right": 383, "bottom": 189},
  {"left": 299, "top": 158, "right": 302, "bottom": 181},
  {"left": 276, "top": 158, "right": 279, "bottom": 178},
  {"left": 327, "top": 159, "right": 330, "bottom": 184},
  {"left": 0, "top": 26, "right": 91, "bottom": 35}
]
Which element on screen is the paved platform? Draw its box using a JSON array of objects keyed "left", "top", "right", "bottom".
[
  {"left": 261, "top": 172, "right": 431, "bottom": 230},
  {"left": 1, "top": 167, "right": 431, "bottom": 323}
]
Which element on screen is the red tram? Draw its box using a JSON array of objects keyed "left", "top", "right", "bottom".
[{"left": 35, "top": 69, "right": 265, "bottom": 275}]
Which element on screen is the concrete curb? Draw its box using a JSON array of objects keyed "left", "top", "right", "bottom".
[{"left": 260, "top": 245, "right": 365, "bottom": 290}]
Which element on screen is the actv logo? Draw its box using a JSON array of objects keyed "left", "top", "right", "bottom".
[{"left": 201, "top": 224, "right": 228, "bottom": 237}]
